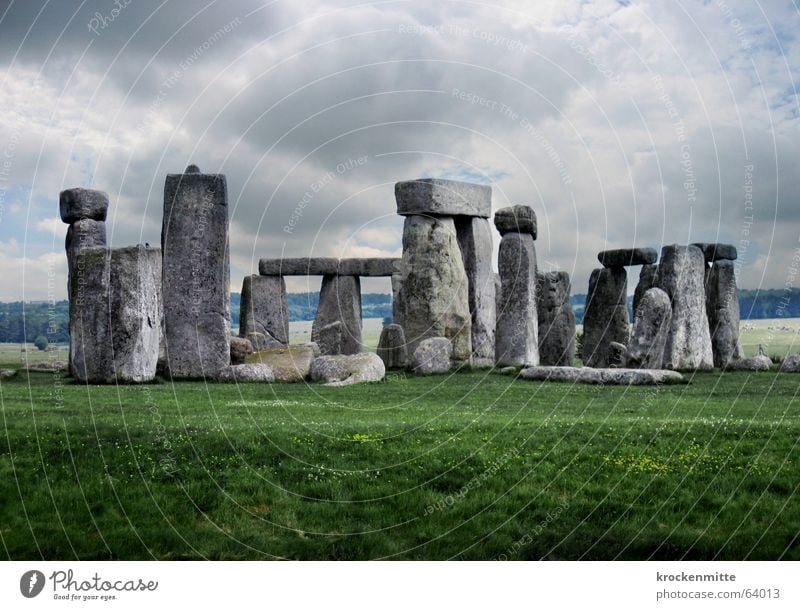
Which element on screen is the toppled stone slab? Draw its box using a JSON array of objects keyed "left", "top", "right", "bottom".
[
  {"left": 310, "top": 352, "right": 385, "bottom": 386},
  {"left": 312, "top": 275, "right": 362, "bottom": 355},
  {"left": 59, "top": 188, "right": 109, "bottom": 223},
  {"left": 537, "top": 271, "right": 576, "bottom": 366},
  {"left": 239, "top": 275, "right": 289, "bottom": 346},
  {"left": 726, "top": 355, "right": 772, "bottom": 371},
  {"left": 216, "top": 363, "right": 274, "bottom": 383},
  {"left": 493, "top": 205, "right": 537, "bottom": 237},
  {"left": 395, "top": 178, "right": 491, "bottom": 218},
  {"left": 779, "top": 354, "right": 800, "bottom": 373},
  {"left": 582, "top": 267, "right": 629, "bottom": 368},
  {"left": 413, "top": 337, "right": 452, "bottom": 374},
  {"left": 258, "top": 257, "right": 400, "bottom": 276},
  {"left": 625, "top": 287, "right": 672, "bottom": 369},
  {"left": 519, "top": 366, "right": 684, "bottom": 385},
  {"left": 230, "top": 337, "right": 254, "bottom": 365},
  {"left": 598, "top": 247, "right": 657, "bottom": 268},
  {"left": 246, "top": 345, "right": 315, "bottom": 382},
  {"left": 377, "top": 324, "right": 407, "bottom": 369},
  {"left": 691, "top": 242, "right": 738, "bottom": 262}
]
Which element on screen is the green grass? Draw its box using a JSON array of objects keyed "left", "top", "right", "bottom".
[{"left": 1, "top": 368, "right": 799, "bottom": 560}]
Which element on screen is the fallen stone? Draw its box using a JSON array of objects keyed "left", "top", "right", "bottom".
[
  {"left": 519, "top": 366, "right": 683, "bottom": 385},
  {"left": 691, "top": 242, "right": 738, "bottom": 262},
  {"left": 656, "top": 245, "right": 714, "bottom": 370},
  {"left": 59, "top": 188, "right": 109, "bottom": 223},
  {"left": 412, "top": 337, "right": 453, "bottom": 374},
  {"left": 230, "top": 337, "right": 254, "bottom": 365},
  {"left": 493, "top": 205, "right": 537, "bottom": 237},
  {"left": 496, "top": 231, "right": 539, "bottom": 367},
  {"left": 706, "top": 260, "right": 741, "bottom": 368},
  {"left": 310, "top": 352, "right": 385, "bottom": 386},
  {"left": 216, "top": 363, "right": 274, "bottom": 383},
  {"left": 779, "top": 354, "right": 800, "bottom": 373},
  {"left": 537, "top": 271, "right": 576, "bottom": 366},
  {"left": 316, "top": 321, "right": 343, "bottom": 356},
  {"left": 376, "top": 324, "right": 408, "bottom": 369},
  {"left": 726, "top": 355, "right": 771, "bottom": 371},
  {"left": 582, "top": 267, "right": 629, "bottom": 368},
  {"left": 239, "top": 275, "right": 289, "bottom": 346},
  {"left": 624, "top": 287, "right": 672, "bottom": 369},
  {"left": 499, "top": 366, "right": 518, "bottom": 375},
  {"left": 633, "top": 264, "right": 658, "bottom": 315},
  {"left": 23, "top": 361, "right": 68, "bottom": 372},
  {"left": 597, "top": 247, "right": 658, "bottom": 268},
  {"left": 246, "top": 345, "right": 315, "bottom": 383},
  {"left": 0, "top": 369, "right": 17, "bottom": 378},
  {"left": 395, "top": 178, "right": 491, "bottom": 218},
  {"left": 312, "top": 275, "right": 362, "bottom": 355}
]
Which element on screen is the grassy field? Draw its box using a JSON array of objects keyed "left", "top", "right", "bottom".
[{"left": 1, "top": 365, "right": 798, "bottom": 560}]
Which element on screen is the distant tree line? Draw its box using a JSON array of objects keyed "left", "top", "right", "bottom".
[{"left": 2, "top": 288, "right": 799, "bottom": 343}]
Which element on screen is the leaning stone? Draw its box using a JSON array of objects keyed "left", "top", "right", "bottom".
[
  {"left": 310, "top": 353, "right": 385, "bottom": 386},
  {"left": 395, "top": 178, "right": 491, "bottom": 218},
  {"left": 377, "top": 324, "right": 408, "bottom": 369},
  {"left": 493, "top": 205, "right": 537, "bottom": 237},
  {"left": 779, "top": 354, "right": 800, "bottom": 373},
  {"left": 608, "top": 341, "right": 627, "bottom": 367},
  {"left": 398, "top": 215, "right": 472, "bottom": 363},
  {"left": 412, "top": 337, "right": 453, "bottom": 374},
  {"left": 582, "top": 267, "right": 629, "bottom": 368},
  {"left": 706, "top": 260, "right": 741, "bottom": 368},
  {"left": 246, "top": 345, "right": 315, "bottom": 383},
  {"left": 597, "top": 247, "right": 657, "bottom": 268},
  {"left": 161, "top": 166, "right": 230, "bottom": 377},
  {"left": 312, "top": 275, "right": 362, "bottom": 355},
  {"left": 239, "top": 274, "right": 289, "bottom": 346},
  {"left": 633, "top": 264, "right": 658, "bottom": 315},
  {"left": 230, "top": 337, "right": 254, "bottom": 365},
  {"left": 317, "top": 321, "right": 343, "bottom": 356},
  {"left": 216, "top": 363, "right": 274, "bottom": 383},
  {"left": 59, "top": 188, "right": 109, "bottom": 223},
  {"left": 537, "top": 271, "right": 576, "bottom": 366},
  {"left": 496, "top": 232, "right": 539, "bottom": 367},
  {"left": 519, "top": 366, "right": 683, "bottom": 385},
  {"left": 656, "top": 245, "right": 714, "bottom": 370},
  {"left": 456, "top": 216, "right": 496, "bottom": 367},
  {"left": 691, "top": 242, "right": 738, "bottom": 262},
  {"left": 726, "top": 355, "right": 771, "bottom": 371},
  {"left": 625, "top": 287, "right": 672, "bottom": 369}
]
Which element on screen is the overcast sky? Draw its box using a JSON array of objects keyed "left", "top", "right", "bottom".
[{"left": 0, "top": 0, "right": 797, "bottom": 301}]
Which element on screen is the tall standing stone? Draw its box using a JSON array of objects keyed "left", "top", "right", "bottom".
[
  {"left": 312, "top": 274, "right": 362, "bottom": 355},
  {"left": 239, "top": 274, "right": 289, "bottom": 348},
  {"left": 455, "top": 217, "right": 495, "bottom": 367},
  {"left": 624, "top": 287, "right": 672, "bottom": 369},
  {"left": 397, "top": 215, "right": 472, "bottom": 363},
  {"left": 537, "top": 271, "right": 576, "bottom": 366},
  {"left": 582, "top": 267, "right": 629, "bottom": 368},
  {"left": 655, "top": 244, "right": 713, "bottom": 370},
  {"left": 161, "top": 165, "right": 230, "bottom": 377},
  {"left": 706, "top": 259, "right": 742, "bottom": 367}
]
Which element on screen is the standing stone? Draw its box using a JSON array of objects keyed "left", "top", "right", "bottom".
[
  {"left": 455, "top": 217, "right": 495, "bottom": 367},
  {"left": 398, "top": 215, "right": 472, "bottom": 363},
  {"left": 496, "top": 231, "right": 538, "bottom": 367},
  {"left": 706, "top": 260, "right": 742, "bottom": 367},
  {"left": 239, "top": 275, "right": 289, "bottom": 347},
  {"left": 65, "top": 219, "right": 107, "bottom": 280},
  {"left": 161, "top": 165, "right": 230, "bottom": 377},
  {"left": 624, "top": 287, "right": 672, "bottom": 369},
  {"left": 316, "top": 321, "right": 343, "bottom": 356},
  {"left": 391, "top": 272, "right": 404, "bottom": 330},
  {"left": 537, "top": 271, "right": 576, "bottom": 366},
  {"left": 582, "top": 267, "right": 629, "bottom": 368},
  {"left": 70, "top": 245, "right": 160, "bottom": 383},
  {"left": 655, "top": 245, "right": 713, "bottom": 370},
  {"left": 312, "top": 275, "right": 362, "bottom": 355},
  {"left": 633, "top": 263, "right": 658, "bottom": 315},
  {"left": 377, "top": 324, "right": 407, "bottom": 369}
]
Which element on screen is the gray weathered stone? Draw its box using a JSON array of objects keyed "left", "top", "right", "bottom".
[
  {"left": 455, "top": 216, "right": 495, "bottom": 367},
  {"left": 65, "top": 219, "right": 106, "bottom": 283},
  {"left": 391, "top": 272, "right": 404, "bottom": 331},
  {"left": 598, "top": 247, "right": 658, "bottom": 268},
  {"left": 395, "top": 178, "right": 491, "bottom": 218},
  {"left": 655, "top": 245, "right": 714, "bottom": 370},
  {"left": 246, "top": 332, "right": 276, "bottom": 352},
  {"left": 59, "top": 188, "right": 109, "bottom": 223},
  {"left": 246, "top": 345, "right": 315, "bottom": 383},
  {"left": 494, "top": 273, "right": 502, "bottom": 317},
  {"left": 161, "top": 166, "right": 230, "bottom": 377},
  {"left": 727, "top": 355, "right": 771, "bottom": 371},
  {"left": 519, "top": 365, "right": 683, "bottom": 385},
  {"left": 412, "top": 337, "right": 453, "bottom": 374},
  {"left": 608, "top": 341, "right": 627, "bottom": 367},
  {"left": 70, "top": 245, "right": 160, "bottom": 383},
  {"left": 338, "top": 258, "right": 401, "bottom": 276},
  {"left": 312, "top": 274, "right": 362, "bottom": 355},
  {"left": 691, "top": 242, "right": 738, "bottom": 262},
  {"left": 310, "top": 352, "right": 385, "bottom": 386},
  {"left": 0, "top": 369, "right": 18, "bottom": 378},
  {"left": 624, "top": 287, "right": 672, "bottom": 369},
  {"left": 316, "top": 321, "right": 343, "bottom": 356},
  {"left": 377, "top": 324, "right": 407, "bottom": 369},
  {"left": 230, "top": 337, "right": 254, "bottom": 365},
  {"left": 582, "top": 267, "right": 629, "bottom": 368},
  {"left": 398, "top": 215, "right": 472, "bottom": 363},
  {"left": 493, "top": 205, "right": 537, "bottom": 237},
  {"left": 537, "top": 271, "right": 576, "bottom": 366},
  {"left": 239, "top": 274, "right": 289, "bottom": 347},
  {"left": 779, "top": 354, "right": 800, "bottom": 372},
  {"left": 216, "top": 363, "right": 274, "bottom": 383},
  {"left": 257, "top": 257, "right": 400, "bottom": 276},
  {"left": 706, "top": 260, "right": 741, "bottom": 368},
  {"left": 496, "top": 232, "right": 539, "bottom": 367},
  {"left": 633, "top": 263, "right": 658, "bottom": 315}
]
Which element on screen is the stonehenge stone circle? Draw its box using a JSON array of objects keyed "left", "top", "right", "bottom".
[
  {"left": 312, "top": 274, "right": 363, "bottom": 355},
  {"left": 493, "top": 205, "right": 537, "bottom": 238},
  {"left": 161, "top": 166, "right": 230, "bottom": 377},
  {"left": 705, "top": 260, "right": 742, "bottom": 367},
  {"left": 597, "top": 247, "right": 657, "bottom": 268},
  {"left": 395, "top": 178, "right": 491, "bottom": 217},
  {"left": 624, "top": 287, "right": 672, "bottom": 369},
  {"left": 537, "top": 271, "right": 576, "bottom": 366},
  {"left": 412, "top": 337, "right": 453, "bottom": 374},
  {"left": 655, "top": 244, "right": 714, "bottom": 370},
  {"left": 633, "top": 263, "right": 658, "bottom": 315},
  {"left": 582, "top": 267, "right": 629, "bottom": 368},
  {"left": 239, "top": 274, "right": 289, "bottom": 348},
  {"left": 691, "top": 242, "right": 738, "bottom": 263},
  {"left": 377, "top": 324, "right": 408, "bottom": 369}
]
